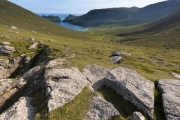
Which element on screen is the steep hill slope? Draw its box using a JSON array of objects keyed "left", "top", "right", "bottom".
[{"left": 65, "top": 0, "right": 180, "bottom": 27}]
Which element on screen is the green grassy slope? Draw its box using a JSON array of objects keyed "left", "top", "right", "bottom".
[{"left": 0, "top": 0, "right": 90, "bottom": 39}]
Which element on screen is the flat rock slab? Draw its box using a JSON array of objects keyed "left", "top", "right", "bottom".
[
  {"left": 104, "top": 67, "right": 154, "bottom": 119},
  {"left": 45, "top": 67, "right": 88, "bottom": 112},
  {"left": 84, "top": 94, "right": 120, "bottom": 120},
  {"left": 46, "top": 58, "right": 66, "bottom": 69},
  {"left": 157, "top": 79, "right": 180, "bottom": 120},
  {"left": 0, "top": 97, "right": 35, "bottom": 120},
  {"left": 82, "top": 64, "right": 110, "bottom": 90},
  {"left": 129, "top": 112, "right": 145, "bottom": 120}
]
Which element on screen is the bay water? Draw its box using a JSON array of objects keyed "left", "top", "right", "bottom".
[{"left": 37, "top": 13, "right": 86, "bottom": 31}]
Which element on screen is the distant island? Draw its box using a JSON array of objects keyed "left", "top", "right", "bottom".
[
  {"left": 42, "top": 15, "right": 61, "bottom": 22},
  {"left": 62, "top": 14, "right": 77, "bottom": 22}
]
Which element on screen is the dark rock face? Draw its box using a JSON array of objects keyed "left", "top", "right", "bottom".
[
  {"left": 157, "top": 79, "right": 180, "bottom": 120},
  {"left": 104, "top": 67, "right": 154, "bottom": 119}
]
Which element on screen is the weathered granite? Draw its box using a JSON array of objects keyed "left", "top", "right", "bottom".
[
  {"left": 45, "top": 67, "right": 88, "bottom": 112},
  {"left": 0, "top": 97, "right": 35, "bottom": 120},
  {"left": 23, "top": 66, "right": 41, "bottom": 81},
  {"left": 82, "top": 64, "right": 110, "bottom": 90},
  {"left": 10, "top": 26, "right": 17, "bottom": 29},
  {"left": 129, "top": 112, "right": 145, "bottom": 120},
  {"left": 84, "top": 94, "right": 120, "bottom": 120},
  {"left": 104, "top": 67, "right": 154, "bottom": 119},
  {"left": 157, "top": 79, "right": 180, "bottom": 120}
]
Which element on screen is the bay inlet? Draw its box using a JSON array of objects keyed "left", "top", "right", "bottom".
[{"left": 37, "top": 13, "right": 87, "bottom": 31}]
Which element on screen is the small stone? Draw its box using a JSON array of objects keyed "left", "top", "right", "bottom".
[
  {"left": 29, "top": 37, "right": 35, "bottom": 41},
  {"left": 0, "top": 42, "right": 10, "bottom": 45},
  {"left": 10, "top": 26, "right": 17, "bottom": 29}
]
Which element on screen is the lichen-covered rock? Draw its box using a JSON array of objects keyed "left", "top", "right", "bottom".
[
  {"left": 45, "top": 67, "right": 88, "bottom": 112},
  {"left": 0, "top": 45, "right": 16, "bottom": 55},
  {"left": 104, "top": 67, "right": 154, "bottom": 119},
  {"left": 157, "top": 79, "right": 180, "bottom": 120},
  {"left": 129, "top": 112, "right": 145, "bottom": 120},
  {"left": 84, "top": 94, "right": 120, "bottom": 120},
  {"left": 172, "top": 73, "right": 180, "bottom": 79},
  {"left": 82, "top": 64, "right": 110, "bottom": 90},
  {"left": 28, "top": 42, "right": 38, "bottom": 49},
  {"left": 0, "top": 97, "right": 35, "bottom": 120}
]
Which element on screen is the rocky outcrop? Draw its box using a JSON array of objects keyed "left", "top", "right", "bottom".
[
  {"left": 84, "top": 94, "right": 120, "bottom": 120},
  {"left": 129, "top": 112, "right": 145, "bottom": 120},
  {"left": 45, "top": 67, "right": 88, "bottom": 112},
  {"left": 104, "top": 67, "right": 154, "bottom": 119},
  {"left": 23, "top": 66, "right": 41, "bottom": 81},
  {"left": 157, "top": 79, "right": 180, "bottom": 120},
  {"left": 0, "top": 97, "right": 35, "bottom": 120},
  {"left": 0, "top": 45, "right": 16, "bottom": 55},
  {"left": 28, "top": 42, "right": 38, "bottom": 49},
  {"left": 82, "top": 64, "right": 110, "bottom": 90}
]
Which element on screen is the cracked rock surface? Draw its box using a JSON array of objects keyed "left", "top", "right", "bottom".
[{"left": 157, "top": 79, "right": 180, "bottom": 120}]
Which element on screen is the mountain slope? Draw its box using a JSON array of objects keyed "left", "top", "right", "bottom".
[
  {"left": 66, "top": 0, "right": 180, "bottom": 27},
  {"left": 0, "top": 0, "right": 90, "bottom": 40}
]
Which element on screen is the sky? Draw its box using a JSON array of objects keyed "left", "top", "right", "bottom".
[{"left": 9, "top": 0, "right": 167, "bottom": 14}]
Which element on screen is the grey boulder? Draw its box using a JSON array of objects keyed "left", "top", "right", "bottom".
[
  {"left": 157, "top": 79, "right": 180, "bottom": 120},
  {"left": 110, "top": 56, "right": 123, "bottom": 64},
  {"left": 84, "top": 94, "right": 120, "bottom": 120},
  {"left": 28, "top": 42, "right": 38, "bottom": 49},
  {"left": 104, "top": 67, "right": 154, "bottom": 119},
  {"left": 45, "top": 67, "right": 88, "bottom": 112}
]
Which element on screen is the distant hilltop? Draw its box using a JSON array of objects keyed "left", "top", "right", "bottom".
[{"left": 42, "top": 15, "right": 61, "bottom": 22}]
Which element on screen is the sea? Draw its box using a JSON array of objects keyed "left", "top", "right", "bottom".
[{"left": 37, "top": 13, "right": 86, "bottom": 31}]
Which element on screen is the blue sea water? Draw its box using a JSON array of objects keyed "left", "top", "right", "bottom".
[{"left": 37, "top": 13, "right": 86, "bottom": 31}]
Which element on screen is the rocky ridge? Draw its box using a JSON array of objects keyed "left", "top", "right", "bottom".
[{"left": 0, "top": 55, "right": 179, "bottom": 120}]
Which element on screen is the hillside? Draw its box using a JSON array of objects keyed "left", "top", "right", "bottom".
[
  {"left": 0, "top": 0, "right": 180, "bottom": 120},
  {"left": 65, "top": 0, "right": 180, "bottom": 27}
]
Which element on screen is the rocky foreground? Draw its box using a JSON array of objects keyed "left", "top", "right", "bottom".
[{"left": 0, "top": 57, "right": 179, "bottom": 120}]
